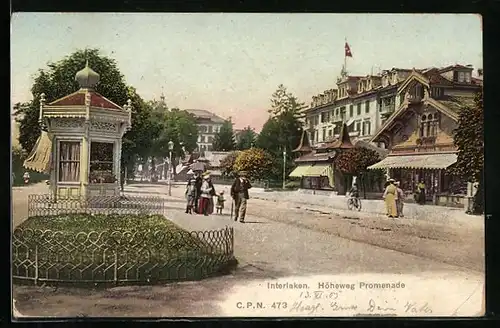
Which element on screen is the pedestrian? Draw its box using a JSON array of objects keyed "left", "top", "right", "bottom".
[
  {"left": 230, "top": 171, "right": 252, "bottom": 223},
  {"left": 349, "top": 182, "right": 360, "bottom": 208},
  {"left": 383, "top": 178, "right": 398, "bottom": 218},
  {"left": 185, "top": 178, "right": 197, "bottom": 214},
  {"left": 206, "top": 174, "right": 216, "bottom": 215},
  {"left": 190, "top": 172, "right": 203, "bottom": 213},
  {"left": 416, "top": 180, "right": 426, "bottom": 205},
  {"left": 395, "top": 181, "right": 405, "bottom": 218},
  {"left": 198, "top": 173, "right": 215, "bottom": 216},
  {"left": 216, "top": 191, "right": 226, "bottom": 214},
  {"left": 23, "top": 171, "right": 30, "bottom": 184}
]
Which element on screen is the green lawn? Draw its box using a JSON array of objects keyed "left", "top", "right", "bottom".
[{"left": 13, "top": 214, "right": 236, "bottom": 286}]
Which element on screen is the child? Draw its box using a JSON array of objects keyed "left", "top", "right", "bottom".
[
  {"left": 216, "top": 191, "right": 225, "bottom": 214},
  {"left": 185, "top": 178, "right": 197, "bottom": 214}
]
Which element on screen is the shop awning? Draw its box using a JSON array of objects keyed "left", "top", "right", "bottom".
[
  {"left": 367, "top": 153, "right": 457, "bottom": 170},
  {"left": 289, "top": 165, "right": 313, "bottom": 177},
  {"left": 303, "top": 163, "right": 332, "bottom": 177},
  {"left": 23, "top": 131, "right": 52, "bottom": 174}
]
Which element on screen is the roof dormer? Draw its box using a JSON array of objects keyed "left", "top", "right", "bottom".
[{"left": 438, "top": 64, "right": 474, "bottom": 84}]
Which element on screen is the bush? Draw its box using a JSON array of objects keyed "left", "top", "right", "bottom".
[
  {"left": 285, "top": 180, "right": 301, "bottom": 189},
  {"left": 13, "top": 214, "right": 236, "bottom": 286}
]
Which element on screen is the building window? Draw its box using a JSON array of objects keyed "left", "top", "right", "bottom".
[
  {"left": 365, "top": 100, "right": 370, "bottom": 113},
  {"left": 362, "top": 121, "right": 371, "bottom": 136},
  {"left": 315, "top": 130, "right": 319, "bottom": 142},
  {"left": 89, "top": 142, "right": 114, "bottom": 183},
  {"left": 199, "top": 125, "right": 207, "bottom": 133},
  {"left": 357, "top": 103, "right": 362, "bottom": 115},
  {"left": 314, "top": 116, "right": 319, "bottom": 125},
  {"left": 465, "top": 72, "right": 471, "bottom": 83},
  {"left": 328, "top": 129, "right": 333, "bottom": 137},
  {"left": 431, "top": 87, "right": 442, "bottom": 98},
  {"left": 349, "top": 106, "right": 353, "bottom": 117},
  {"left": 356, "top": 121, "right": 361, "bottom": 132},
  {"left": 208, "top": 125, "right": 213, "bottom": 133},
  {"left": 419, "top": 113, "right": 439, "bottom": 138},
  {"left": 59, "top": 141, "right": 81, "bottom": 182},
  {"left": 320, "top": 112, "right": 326, "bottom": 123},
  {"left": 458, "top": 71, "right": 465, "bottom": 83},
  {"left": 201, "top": 136, "right": 206, "bottom": 143},
  {"left": 207, "top": 136, "right": 214, "bottom": 143},
  {"left": 322, "top": 128, "right": 326, "bottom": 141},
  {"left": 335, "top": 108, "right": 339, "bottom": 117}
]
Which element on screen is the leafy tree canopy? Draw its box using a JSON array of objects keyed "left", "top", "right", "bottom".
[
  {"left": 449, "top": 89, "right": 483, "bottom": 215},
  {"left": 236, "top": 126, "right": 257, "bottom": 150},
  {"left": 14, "top": 49, "right": 151, "bottom": 169},
  {"left": 219, "top": 151, "right": 241, "bottom": 177},
  {"left": 451, "top": 90, "right": 483, "bottom": 182},
  {"left": 334, "top": 147, "right": 381, "bottom": 176},
  {"left": 268, "top": 84, "right": 307, "bottom": 118},
  {"left": 233, "top": 148, "right": 273, "bottom": 180},
  {"left": 213, "top": 119, "right": 236, "bottom": 151}
]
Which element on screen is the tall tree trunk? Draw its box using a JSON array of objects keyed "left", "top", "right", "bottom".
[
  {"left": 472, "top": 172, "right": 484, "bottom": 215},
  {"left": 151, "top": 157, "right": 157, "bottom": 182}
]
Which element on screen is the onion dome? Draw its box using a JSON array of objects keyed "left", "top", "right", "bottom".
[{"left": 75, "top": 60, "right": 100, "bottom": 89}]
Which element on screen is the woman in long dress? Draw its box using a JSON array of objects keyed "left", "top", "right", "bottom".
[{"left": 383, "top": 179, "right": 398, "bottom": 218}]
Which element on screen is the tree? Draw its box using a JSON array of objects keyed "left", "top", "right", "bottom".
[
  {"left": 268, "top": 84, "right": 307, "bottom": 118},
  {"left": 146, "top": 105, "right": 199, "bottom": 179},
  {"left": 233, "top": 148, "right": 273, "bottom": 180},
  {"left": 450, "top": 89, "right": 484, "bottom": 214},
  {"left": 213, "top": 119, "right": 236, "bottom": 151},
  {"left": 236, "top": 126, "right": 257, "bottom": 150},
  {"left": 14, "top": 49, "right": 153, "bottom": 176},
  {"left": 15, "top": 49, "right": 129, "bottom": 152},
  {"left": 334, "top": 147, "right": 381, "bottom": 176},
  {"left": 257, "top": 85, "right": 306, "bottom": 181},
  {"left": 219, "top": 151, "right": 241, "bottom": 177},
  {"left": 335, "top": 147, "right": 381, "bottom": 198}
]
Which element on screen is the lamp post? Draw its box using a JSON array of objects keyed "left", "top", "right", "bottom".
[
  {"left": 168, "top": 141, "right": 174, "bottom": 196},
  {"left": 282, "top": 149, "right": 287, "bottom": 189}
]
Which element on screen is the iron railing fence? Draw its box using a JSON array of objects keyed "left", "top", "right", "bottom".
[
  {"left": 12, "top": 226, "right": 235, "bottom": 285},
  {"left": 27, "top": 194, "right": 165, "bottom": 217}
]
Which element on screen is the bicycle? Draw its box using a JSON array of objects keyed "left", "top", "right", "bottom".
[{"left": 347, "top": 194, "right": 362, "bottom": 211}]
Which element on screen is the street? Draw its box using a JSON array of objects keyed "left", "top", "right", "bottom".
[{"left": 12, "top": 183, "right": 484, "bottom": 317}]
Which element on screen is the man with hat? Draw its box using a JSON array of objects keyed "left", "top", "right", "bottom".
[
  {"left": 199, "top": 172, "right": 216, "bottom": 216},
  {"left": 230, "top": 171, "right": 252, "bottom": 223}
]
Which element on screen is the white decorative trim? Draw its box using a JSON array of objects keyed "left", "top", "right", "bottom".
[
  {"left": 89, "top": 120, "right": 119, "bottom": 132},
  {"left": 52, "top": 118, "right": 84, "bottom": 129}
]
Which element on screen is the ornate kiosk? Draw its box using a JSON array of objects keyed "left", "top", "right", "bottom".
[{"left": 35, "top": 61, "right": 132, "bottom": 199}]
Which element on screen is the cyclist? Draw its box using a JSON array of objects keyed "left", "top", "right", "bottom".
[{"left": 349, "top": 182, "right": 360, "bottom": 208}]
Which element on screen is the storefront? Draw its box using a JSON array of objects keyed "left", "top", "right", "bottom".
[
  {"left": 289, "top": 163, "right": 334, "bottom": 190},
  {"left": 368, "top": 152, "right": 466, "bottom": 205}
]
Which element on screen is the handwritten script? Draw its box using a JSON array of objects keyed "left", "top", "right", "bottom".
[{"left": 286, "top": 290, "right": 433, "bottom": 316}]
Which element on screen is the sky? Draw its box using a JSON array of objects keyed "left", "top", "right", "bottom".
[{"left": 11, "top": 13, "right": 482, "bottom": 131}]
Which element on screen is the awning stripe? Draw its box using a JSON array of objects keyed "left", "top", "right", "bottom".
[
  {"left": 23, "top": 131, "right": 52, "bottom": 174},
  {"left": 368, "top": 153, "right": 457, "bottom": 170},
  {"left": 303, "top": 163, "right": 331, "bottom": 177},
  {"left": 289, "top": 165, "right": 313, "bottom": 177}
]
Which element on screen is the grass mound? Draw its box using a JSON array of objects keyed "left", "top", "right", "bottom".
[{"left": 13, "top": 214, "right": 236, "bottom": 286}]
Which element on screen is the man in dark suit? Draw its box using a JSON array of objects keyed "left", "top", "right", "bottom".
[
  {"left": 230, "top": 171, "right": 252, "bottom": 223},
  {"left": 187, "top": 172, "right": 203, "bottom": 213}
]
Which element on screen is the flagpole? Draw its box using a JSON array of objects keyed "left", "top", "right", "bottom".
[{"left": 344, "top": 37, "right": 347, "bottom": 75}]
